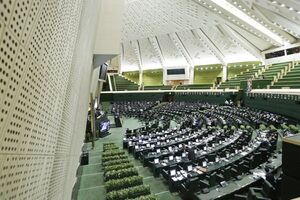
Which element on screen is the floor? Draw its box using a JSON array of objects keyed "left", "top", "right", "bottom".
[{"left": 73, "top": 117, "right": 182, "bottom": 200}]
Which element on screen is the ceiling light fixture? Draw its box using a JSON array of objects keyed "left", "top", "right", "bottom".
[{"left": 208, "top": 0, "right": 284, "bottom": 45}]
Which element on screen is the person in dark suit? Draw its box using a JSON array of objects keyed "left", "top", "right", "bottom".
[
  {"left": 265, "top": 167, "right": 275, "bottom": 186},
  {"left": 188, "top": 146, "right": 196, "bottom": 161}
]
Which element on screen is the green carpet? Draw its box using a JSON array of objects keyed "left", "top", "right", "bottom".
[{"left": 73, "top": 117, "right": 182, "bottom": 200}]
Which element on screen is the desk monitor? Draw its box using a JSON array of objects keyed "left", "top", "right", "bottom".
[
  {"left": 154, "top": 158, "right": 159, "bottom": 164},
  {"left": 226, "top": 152, "right": 230, "bottom": 158},
  {"left": 168, "top": 147, "right": 173, "bottom": 151},
  {"left": 157, "top": 141, "right": 160, "bottom": 145},
  {"left": 209, "top": 172, "right": 217, "bottom": 187},
  {"left": 187, "top": 165, "right": 193, "bottom": 172},
  {"left": 169, "top": 155, "right": 174, "bottom": 161},
  {"left": 156, "top": 149, "right": 161, "bottom": 153},
  {"left": 179, "top": 144, "right": 182, "bottom": 148},
  {"left": 170, "top": 169, "right": 176, "bottom": 176},
  {"left": 135, "top": 145, "right": 139, "bottom": 149},
  {"left": 202, "top": 161, "right": 207, "bottom": 167},
  {"left": 151, "top": 144, "right": 155, "bottom": 148},
  {"left": 166, "top": 139, "right": 170, "bottom": 143},
  {"left": 128, "top": 141, "right": 132, "bottom": 146},
  {"left": 182, "top": 153, "right": 186, "bottom": 157},
  {"left": 146, "top": 143, "right": 150, "bottom": 147},
  {"left": 208, "top": 153, "right": 216, "bottom": 162},
  {"left": 223, "top": 166, "right": 231, "bottom": 181}
]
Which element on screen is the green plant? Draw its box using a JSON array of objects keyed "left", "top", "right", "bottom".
[
  {"left": 105, "top": 176, "right": 143, "bottom": 192},
  {"left": 102, "top": 151, "right": 125, "bottom": 158},
  {"left": 103, "top": 143, "right": 119, "bottom": 151},
  {"left": 129, "top": 195, "right": 157, "bottom": 200},
  {"left": 102, "top": 158, "right": 130, "bottom": 167},
  {"left": 106, "top": 185, "right": 151, "bottom": 200},
  {"left": 104, "top": 163, "right": 134, "bottom": 173},
  {"left": 102, "top": 155, "right": 128, "bottom": 163},
  {"left": 104, "top": 168, "right": 138, "bottom": 181},
  {"left": 104, "top": 146, "right": 119, "bottom": 151}
]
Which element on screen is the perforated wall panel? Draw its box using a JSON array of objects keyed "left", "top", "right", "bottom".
[{"left": 0, "top": 0, "right": 95, "bottom": 199}]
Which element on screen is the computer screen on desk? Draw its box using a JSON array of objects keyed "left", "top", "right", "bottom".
[
  {"left": 187, "top": 165, "right": 193, "bottom": 172},
  {"left": 156, "top": 149, "right": 160, "bottom": 153},
  {"left": 203, "top": 161, "right": 207, "bottom": 167},
  {"left": 170, "top": 170, "right": 176, "bottom": 176},
  {"left": 154, "top": 158, "right": 159, "bottom": 164},
  {"left": 169, "top": 156, "right": 174, "bottom": 161}
]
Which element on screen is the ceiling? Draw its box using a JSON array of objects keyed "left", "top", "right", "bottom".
[{"left": 120, "top": 0, "right": 300, "bottom": 71}]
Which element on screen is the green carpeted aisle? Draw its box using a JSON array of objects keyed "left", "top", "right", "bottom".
[{"left": 74, "top": 118, "right": 182, "bottom": 200}]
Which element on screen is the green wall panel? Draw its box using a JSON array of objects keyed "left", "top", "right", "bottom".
[
  {"left": 143, "top": 69, "right": 163, "bottom": 86},
  {"left": 194, "top": 65, "right": 222, "bottom": 84},
  {"left": 245, "top": 96, "right": 300, "bottom": 121},
  {"left": 123, "top": 71, "right": 139, "bottom": 84},
  {"left": 227, "top": 61, "right": 261, "bottom": 79}
]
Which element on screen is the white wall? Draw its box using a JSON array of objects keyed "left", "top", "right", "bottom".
[{"left": 0, "top": 0, "right": 120, "bottom": 199}]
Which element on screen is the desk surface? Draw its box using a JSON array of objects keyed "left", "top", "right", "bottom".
[
  {"left": 195, "top": 153, "right": 282, "bottom": 200},
  {"left": 283, "top": 133, "right": 300, "bottom": 146}
]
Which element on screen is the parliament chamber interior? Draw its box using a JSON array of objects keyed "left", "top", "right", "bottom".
[{"left": 0, "top": 0, "right": 300, "bottom": 200}]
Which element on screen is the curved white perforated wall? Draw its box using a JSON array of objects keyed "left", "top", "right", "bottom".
[{"left": 0, "top": 0, "right": 100, "bottom": 199}]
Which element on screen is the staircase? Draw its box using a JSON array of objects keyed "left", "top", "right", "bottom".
[
  {"left": 218, "top": 65, "right": 264, "bottom": 89},
  {"left": 177, "top": 84, "right": 213, "bottom": 90},
  {"left": 270, "top": 62, "right": 300, "bottom": 89},
  {"left": 261, "top": 62, "right": 291, "bottom": 88},
  {"left": 114, "top": 74, "right": 139, "bottom": 91}
]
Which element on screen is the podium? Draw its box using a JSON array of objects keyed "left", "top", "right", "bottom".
[
  {"left": 282, "top": 134, "right": 300, "bottom": 200},
  {"left": 114, "top": 115, "right": 122, "bottom": 127}
]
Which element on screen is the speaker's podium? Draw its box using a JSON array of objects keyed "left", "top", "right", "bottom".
[
  {"left": 114, "top": 115, "right": 122, "bottom": 127},
  {"left": 282, "top": 134, "right": 300, "bottom": 200}
]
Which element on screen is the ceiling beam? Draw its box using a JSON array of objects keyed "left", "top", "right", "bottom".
[
  {"left": 202, "top": 0, "right": 285, "bottom": 46},
  {"left": 149, "top": 36, "right": 165, "bottom": 67},
  {"left": 120, "top": 43, "right": 125, "bottom": 70},
  {"left": 131, "top": 40, "right": 143, "bottom": 71},
  {"left": 192, "top": 28, "right": 227, "bottom": 65},
  {"left": 169, "top": 33, "right": 194, "bottom": 67},
  {"left": 219, "top": 23, "right": 264, "bottom": 62}
]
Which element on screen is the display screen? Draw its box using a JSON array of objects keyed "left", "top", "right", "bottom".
[
  {"left": 99, "top": 63, "right": 108, "bottom": 80},
  {"left": 167, "top": 68, "right": 185, "bottom": 75},
  {"left": 100, "top": 120, "right": 110, "bottom": 133}
]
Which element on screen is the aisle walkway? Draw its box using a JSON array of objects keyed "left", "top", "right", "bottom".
[{"left": 73, "top": 118, "right": 182, "bottom": 200}]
